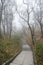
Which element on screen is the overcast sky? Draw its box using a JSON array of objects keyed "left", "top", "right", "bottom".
[{"left": 12, "top": 0, "right": 36, "bottom": 30}]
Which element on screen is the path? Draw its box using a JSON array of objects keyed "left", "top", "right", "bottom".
[{"left": 9, "top": 43, "right": 34, "bottom": 65}]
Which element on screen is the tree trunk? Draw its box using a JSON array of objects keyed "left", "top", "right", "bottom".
[
  {"left": 3, "top": 25, "right": 5, "bottom": 35},
  {"left": 0, "top": 22, "right": 2, "bottom": 38},
  {"left": 28, "top": 23, "right": 34, "bottom": 45},
  {"left": 40, "top": 23, "right": 43, "bottom": 38},
  {"left": 0, "top": 1, "right": 3, "bottom": 39},
  {"left": 41, "top": 25, "right": 43, "bottom": 38}
]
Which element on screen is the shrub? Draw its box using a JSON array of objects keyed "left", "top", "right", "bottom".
[{"left": 35, "top": 40, "right": 43, "bottom": 65}]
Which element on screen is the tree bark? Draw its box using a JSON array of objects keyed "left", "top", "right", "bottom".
[
  {"left": 28, "top": 23, "right": 34, "bottom": 45},
  {"left": 40, "top": 23, "right": 43, "bottom": 38},
  {"left": 0, "top": 1, "right": 3, "bottom": 38}
]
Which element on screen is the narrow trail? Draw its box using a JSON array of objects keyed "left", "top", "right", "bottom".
[{"left": 9, "top": 43, "right": 34, "bottom": 65}]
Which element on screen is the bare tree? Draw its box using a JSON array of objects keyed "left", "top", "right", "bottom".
[
  {"left": 0, "top": 0, "right": 5, "bottom": 38},
  {"left": 1, "top": 0, "right": 13, "bottom": 37},
  {"left": 4, "top": 6, "right": 13, "bottom": 37},
  {"left": 8, "top": 12, "right": 13, "bottom": 37},
  {"left": 15, "top": 0, "right": 36, "bottom": 45},
  {"left": 33, "top": 0, "right": 43, "bottom": 37}
]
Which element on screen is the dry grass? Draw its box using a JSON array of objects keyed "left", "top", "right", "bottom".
[{"left": 0, "top": 35, "right": 21, "bottom": 65}]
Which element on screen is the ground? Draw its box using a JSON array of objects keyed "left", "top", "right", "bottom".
[{"left": 9, "top": 43, "right": 34, "bottom": 65}]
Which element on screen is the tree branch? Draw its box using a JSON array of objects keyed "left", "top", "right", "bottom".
[
  {"left": 14, "top": 0, "right": 27, "bottom": 22},
  {"left": 17, "top": 10, "right": 27, "bottom": 22},
  {"left": 23, "top": 0, "right": 37, "bottom": 14},
  {"left": 23, "top": 0, "right": 28, "bottom": 5}
]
